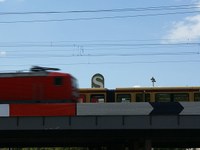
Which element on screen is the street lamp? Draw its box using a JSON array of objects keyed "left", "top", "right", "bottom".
[{"left": 151, "top": 77, "right": 156, "bottom": 87}]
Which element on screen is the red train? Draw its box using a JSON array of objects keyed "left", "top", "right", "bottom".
[
  {"left": 2, "top": 66, "right": 200, "bottom": 117},
  {"left": 0, "top": 66, "right": 79, "bottom": 104}
]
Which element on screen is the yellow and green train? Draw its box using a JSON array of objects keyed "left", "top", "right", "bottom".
[{"left": 78, "top": 87, "right": 200, "bottom": 103}]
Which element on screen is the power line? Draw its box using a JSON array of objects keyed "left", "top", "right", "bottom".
[
  {"left": 0, "top": 38, "right": 196, "bottom": 43},
  {"left": 0, "top": 60, "right": 200, "bottom": 67},
  {"left": 0, "top": 10, "right": 200, "bottom": 24},
  {"left": 0, "top": 4, "right": 199, "bottom": 15},
  {"left": 0, "top": 38, "right": 199, "bottom": 47},
  {"left": 4, "top": 46, "right": 196, "bottom": 53},
  {"left": 0, "top": 42, "right": 199, "bottom": 47},
  {"left": 64, "top": 60, "right": 200, "bottom": 65},
  {"left": 1, "top": 51, "right": 199, "bottom": 59}
]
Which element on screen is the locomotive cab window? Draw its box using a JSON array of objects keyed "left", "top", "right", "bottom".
[
  {"left": 90, "top": 94, "right": 105, "bottom": 103},
  {"left": 54, "top": 77, "right": 63, "bottom": 86},
  {"left": 116, "top": 94, "right": 131, "bottom": 102}
]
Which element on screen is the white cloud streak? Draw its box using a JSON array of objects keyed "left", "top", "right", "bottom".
[
  {"left": 162, "top": 1, "right": 200, "bottom": 43},
  {"left": 0, "top": 51, "right": 6, "bottom": 57},
  {"left": 0, "top": 0, "right": 25, "bottom": 3}
]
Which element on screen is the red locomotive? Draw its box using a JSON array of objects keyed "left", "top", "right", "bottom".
[{"left": 0, "top": 66, "right": 79, "bottom": 104}]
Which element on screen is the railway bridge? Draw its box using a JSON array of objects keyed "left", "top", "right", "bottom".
[{"left": 1, "top": 102, "right": 200, "bottom": 150}]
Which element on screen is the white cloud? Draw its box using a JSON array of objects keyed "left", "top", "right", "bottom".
[
  {"left": 0, "top": 0, "right": 25, "bottom": 3},
  {"left": 162, "top": 1, "right": 200, "bottom": 43},
  {"left": 197, "top": 0, "right": 200, "bottom": 7},
  {"left": 0, "top": 51, "right": 6, "bottom": 57}
]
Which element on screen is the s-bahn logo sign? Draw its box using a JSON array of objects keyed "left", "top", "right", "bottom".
[{"left": 91, "top": 73, "right": 104, "bottom": 88}]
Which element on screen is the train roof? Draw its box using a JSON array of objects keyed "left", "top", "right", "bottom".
[
  {"left": 116, "top": 86, "right": 200, "bottom": 90},
  {"left": 0, "top": 71, "right": 49, "bottom": 78},
  {"left": 115, "top": 86, "right": 200, "bottom": 92},
  {"left": 79, "top": 87, "right": 200, "bottom": 92},
  {"left": 0, "top": 66, "right": 69, "bottom": 78},
  {"left": 79, "top": 88, "right": 108, "bottom": 93}
]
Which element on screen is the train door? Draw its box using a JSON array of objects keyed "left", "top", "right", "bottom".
[
  {"left": 106, "top": 89, "right": 115, "bottom": 102},
  {"left": 136, "top": 93, "right": 150, "bottom": 102}
]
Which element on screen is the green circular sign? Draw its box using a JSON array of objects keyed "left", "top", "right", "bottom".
[{"left": 91, "top": 73, "right": 104, "bottom": 88}]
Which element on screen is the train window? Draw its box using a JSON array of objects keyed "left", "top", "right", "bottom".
[
  {"left": 136, "top": 93, "right": 150, "bottom": 102},
  {"left": 78, "top": 94, "right": 86, "bottom": 103},
  {"left": 173, "top": 93, "right": 189, "bottom": 102},
  {"left": 194, "top": 93, "right": 200, "bottom": 101},
  {"left": 156, "top": 93, "right": 189, "bottom": 102},
  {"left": 54, "top": 77, "right": 63, "bottom": 86},
  {"left": 72, "top": 77, "right": 78, "bottom": 89},
  {"left": 90, "top": 94, "right": 105, "bottom": 103},
  {"left": 116, "top": 94, "right": 131, "bottom": 102},
  {"left": 155, "top": 93, "right": 171, "bottom": 102}
]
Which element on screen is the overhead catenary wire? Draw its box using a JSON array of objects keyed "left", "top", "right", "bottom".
[
  {"left": 0, "top": 3, "right": 199, "bottom": 66},
  {"left": 1, "top": 60, "right": 200, "bottom": 68},
  {"left": 0, "top": 41, "right": 199, "bottom": 56},
  {"left": 0, "top": 3, "right": 199, "bottom": 24},
  {"left": 0, "top": 42, "right": 199, "bottom": 47},
  {"left": 0, "top": 4, "right": 199, "bottom": 15},
  {"left": 0, "top": 10, "right": 200, "bottom": 24},
  {"left": 1, "top": 51, "right": 199, "bottom": 59}
]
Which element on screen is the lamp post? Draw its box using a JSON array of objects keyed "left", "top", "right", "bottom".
[{"left": 151, "top": 77, "right": 156, "bottom": 87}]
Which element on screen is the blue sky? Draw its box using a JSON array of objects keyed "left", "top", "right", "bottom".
[{"left": 0, "top": 0, "right": 200, "bottom": 88}]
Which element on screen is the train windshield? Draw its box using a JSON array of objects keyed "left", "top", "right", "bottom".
[
  {"left": 71, "top": 77, "right": 79, "bottom": 99},
  {"left": 72, "top": 77, "right": 78, "bottom": 89}
]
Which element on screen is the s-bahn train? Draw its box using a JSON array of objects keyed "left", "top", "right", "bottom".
[
  {"left": 0, "top": 66, "right": 79, "bottom": 104},
  {"left": 1, "top": 66, "right": 200, "bottom": 117},
  {"left": 1, "top": 66, "right": 200, "bottom": 104},
  {"left": 78, "top": 87, "right": 200, "bottom": 103}
]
